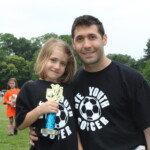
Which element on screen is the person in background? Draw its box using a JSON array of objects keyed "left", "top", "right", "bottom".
[
  {"left": 15, "top": 38, "right": 83, "bottom": 150},
  {"left": 3, "top": 77, "right": 20, "bottom": 136}
]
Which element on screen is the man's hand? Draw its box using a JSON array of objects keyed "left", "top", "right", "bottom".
[
  {"left": 29, "top": 127, "right": 38, "bottom": 146},
  {"left": 144, "top": 127, "right": 150, "bottom": 150}
]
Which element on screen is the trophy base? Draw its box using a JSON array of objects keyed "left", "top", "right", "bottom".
[{"left": 41, "top": 128, "right": 58, "bottom": 135}]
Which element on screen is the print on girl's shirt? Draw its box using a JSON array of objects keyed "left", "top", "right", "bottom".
[{"left": 38, "top": 96, "right": 73, "bottom": 140}]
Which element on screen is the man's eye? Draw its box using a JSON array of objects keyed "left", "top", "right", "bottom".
[
  {"left": 76, "top": 37, "right": 83, "bottom": 42},
  {"left": 89, "top": 35, "right": 96, "bottom": 40}
]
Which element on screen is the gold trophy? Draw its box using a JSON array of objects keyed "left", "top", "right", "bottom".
[{"left": 41, "top": 84, "right": 63, "bottom": 137}]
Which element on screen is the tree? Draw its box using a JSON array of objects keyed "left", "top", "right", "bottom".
[
  {"left": 0, "top": 48, "right": 6, "bottom": 61},
  {"left": 0, "top": 55, "right": 31, "bottom": 89},
  {"left": 32, "top": 33, "right": 58, "bottom": 45},
  {"left": 143, "top": 39, "right": 150, "bottom": 60},
  {"left": 30, "top": 50, "right": 39, "bottom": 80},
  {"left": 0, "top": 33, "right": 18, "bottom": 55},
  {"left": 142, "top": 60, "right": 150, "bottom": 84},
  {"left": 133, "top": 58, "right": 146, "bottom": 73},
  {"left": 107, "top": 53, "right": 136, "bottom": 68},
  {"left": 14, "top": 37, "right": 40, "bottom": 61},
  {"left": 0, "top": 61, "right": 18, "bottom": 89},
  {"left": 59, "top": 34, "right": 72, "bottom": 46},
  {"left": 0, "top": 33, "right": 41, "bottom": 61}
]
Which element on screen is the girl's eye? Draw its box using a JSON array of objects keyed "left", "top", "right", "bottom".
[
  {"left": 50, "top": 58, "right": 66, "bottom": 66},
  {"left": 50, "top": 58, "right": 57, "bottom": 62},
  {"left": 61, "top": 62, "right": 66, "bottom": 66}
]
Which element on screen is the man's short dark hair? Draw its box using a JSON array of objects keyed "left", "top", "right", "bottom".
[{"left": 71, "top": 15, "right": 105, "bottom": 38}]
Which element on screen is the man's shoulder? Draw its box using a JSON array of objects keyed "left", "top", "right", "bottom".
[
  {"left": 113, "top": 61, "right": 140, "bottom": 75},
  {"left": 112, "top": 61, "right": 144, "bottom": 83}
]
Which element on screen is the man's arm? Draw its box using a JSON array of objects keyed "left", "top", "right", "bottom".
[
  {"left": 77, "top": 132, "right": 83, "bottom": 150},
  {"left": 144, "top": 127, "right": 150, "bottom": 150},
  {"left": 29, "top": 127, "right": 38, "bottom": 146},
  {"left": 29, "top": 128, "right": 83, "bottom": 149}
]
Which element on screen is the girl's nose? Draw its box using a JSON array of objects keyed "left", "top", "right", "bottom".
[{"left": 54, "top": 62, "right": 61, "bottom": 69}]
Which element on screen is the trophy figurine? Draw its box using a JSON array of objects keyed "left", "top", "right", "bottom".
[
  {"left": 10, "top": 94, "right": 17, "bottom": 107},
  {"left": 41, "top": 84, "right": 63, "bottom": 138}
]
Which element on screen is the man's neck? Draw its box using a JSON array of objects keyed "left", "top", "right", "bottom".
[{"left": 84, "top": 57, "right": 112, "bottom": 72}]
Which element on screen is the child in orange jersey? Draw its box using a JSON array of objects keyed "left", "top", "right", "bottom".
[{"left": 3, "top": 78, "right": 20, "bottom": 136}]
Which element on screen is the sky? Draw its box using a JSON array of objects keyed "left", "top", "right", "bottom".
[{"left": 0, "top": 0, "right": 150, "bottom": 60}]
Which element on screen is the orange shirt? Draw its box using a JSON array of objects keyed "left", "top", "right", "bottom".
[{"left": 3, "top": 89, "right": 20, "bottom": 117}]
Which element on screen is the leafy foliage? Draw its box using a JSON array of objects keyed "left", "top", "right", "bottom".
[
  {"left": 29, "top": 49, "right": 39, "bottom": 80},
  {"left": 144, "top": 39, "right": 150, "bottom": 60},
  {"left": 0, "top": 32, "right": 149, "bottom": 89},
  {"left": 107, "top": 53, "right": 136, "bottom": 68},
  {"left": 0, "top": 55, "right": 30, "bottom": 89},
  {"left": 14, "top": 37, "right": 40, "bottom": 61},
  {"left": 0, "top": 33, "right": 18, "bottom": 55},
  {"left": 0, "top": 48, "right": 7, "bottom": 60},
  {"left": 142, "top": 60, "right": 150, "bottom": 84}
]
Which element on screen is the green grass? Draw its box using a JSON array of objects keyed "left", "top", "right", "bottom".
[{"left": 0, "top": 100, "right": 30, "bottom": 150}]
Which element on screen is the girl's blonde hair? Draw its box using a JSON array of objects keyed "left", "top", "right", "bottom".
[
  {"left": 35, "top": 38, "right": 76, "bottom": 83},
  {"left": 7, "top": 78, "right": 18, "bottom": 90}
]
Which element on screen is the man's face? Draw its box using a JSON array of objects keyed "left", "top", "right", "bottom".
[{"left": 72, "top": 25, "right": 107, "bottom": 67}]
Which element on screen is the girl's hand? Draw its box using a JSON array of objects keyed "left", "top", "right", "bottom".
[
  {"left": 7, "top": 101, "right": 14, "bottom": 107},
  {"left": 37, "top": 100, "right": 59, "bottom": 115}
]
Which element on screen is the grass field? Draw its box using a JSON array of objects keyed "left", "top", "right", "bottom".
[{"left": 0, "top": 100, "right": 30, "bottom": 150}]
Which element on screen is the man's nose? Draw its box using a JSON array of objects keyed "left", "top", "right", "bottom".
[{"left": 83, "top": 39, "right": 91, "bottom": 48}]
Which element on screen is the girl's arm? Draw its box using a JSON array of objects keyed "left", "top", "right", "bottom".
[
  {"left": 18, "top": 100, "right": 59, "bottom": 130},
  {"left": 3, "top": 91, "right": 9, "bottom": 105},
  {"left": 5, "top": 101, "right": 14, "bottom": 107},
  {"left": 77, "top": 132, "right": 83, "bottom": 150}
]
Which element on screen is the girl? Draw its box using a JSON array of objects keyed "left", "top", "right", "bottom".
[
  {"left": 15, "top": 38, "right": 82, "bottom": 150},
  {"left": 3, "top": 77, "right": 20, "bottom": 136}
]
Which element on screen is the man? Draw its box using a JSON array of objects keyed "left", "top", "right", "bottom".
[{"left": 30, "top": 15, "right": 150, "bottom": 150}]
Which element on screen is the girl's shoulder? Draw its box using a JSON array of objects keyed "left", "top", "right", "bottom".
[
  {"left": 4, "top": 90, "right": 11, "bottom": 95},
  {"left": 22, "top": 80, "right": 38, "bottom": 88},
  {"left": 15, "top": 88, "right": 20, "bottom": 92}
]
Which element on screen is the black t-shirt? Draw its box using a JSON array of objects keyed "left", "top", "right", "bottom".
[
  {"left": 16, "top": 80, "right": 78, "bottom": 150},
  {"left": 72, "top": 61, "right": 150, "bottom": 150}
]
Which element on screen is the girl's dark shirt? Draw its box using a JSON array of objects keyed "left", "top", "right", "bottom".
[{"left": 16, "top": 80, "right": 78, "bottom": 150}]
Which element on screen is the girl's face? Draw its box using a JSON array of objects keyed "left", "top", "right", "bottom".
[
  {"left": 44, "top": 48, "right": 68, "bottom": 82},
  {"left": 9, "top": 80, "right": 16, "bottom": 90}
]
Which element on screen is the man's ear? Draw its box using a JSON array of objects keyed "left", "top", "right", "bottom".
[{"left": 103, "top": 34, "right": 108, "bottom": 46}]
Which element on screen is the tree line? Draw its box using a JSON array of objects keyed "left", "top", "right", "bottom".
[{"left": 0, "top": 33, "right": 150, "bottom": 89}]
